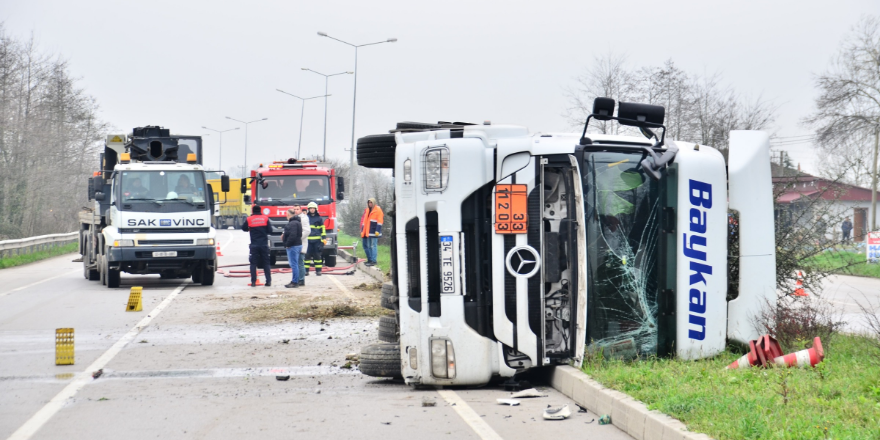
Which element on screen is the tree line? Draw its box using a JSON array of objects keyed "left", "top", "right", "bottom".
[{"left": 0, "top": 25, "right": 107, "bottom": 240}]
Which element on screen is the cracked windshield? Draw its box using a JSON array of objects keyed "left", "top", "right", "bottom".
[{"left": 584, "top": 151, "right": 662, "bottom": 359}]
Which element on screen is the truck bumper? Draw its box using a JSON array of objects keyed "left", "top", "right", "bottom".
[{"left": 107, "top": 245, "right": 216, "bottom": 273}]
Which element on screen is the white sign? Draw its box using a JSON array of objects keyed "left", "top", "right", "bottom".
[{"left": 867, "top": 231, "right": 880, "bottom": 263}]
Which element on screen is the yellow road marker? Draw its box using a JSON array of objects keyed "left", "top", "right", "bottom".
[
  {"left": 126, "top": 286, "right": 143, "bottom": 312},
  {"left": 55, "top": 328, "right": 74, "bottom": 366}
]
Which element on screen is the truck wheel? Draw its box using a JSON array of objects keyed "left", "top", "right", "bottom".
[
  {"left": 200, "top": 261, "right": 215, "bottom": 286},
  {"left": 106, "top": 266, "right": 121, "bottom": 288},
  {"left": 99, "top": 255, "right": 106, "bottom": 286},
  {"left": 378, "top": 315, "right": 399, "bottom": 343},
  {"left": 269, "top": 254, "right": 277, "bottom": 266},
  {"left": 192, "top": 267, "right": 202, "bottom": 283},
  {"left": 324, "top": 255, "right": 337, "bottom": 268},
  {"left": 357, "top": 134, "right": 395, "bottom": 169},
  {"left": 380, "top": 295, "right": 399, "bottom": 311},
  {"left": 359, "top": 343, "right": 402, "bottom": 378},
  {"left": 83, "top": 256, "right": 99, "bottom": 281}
]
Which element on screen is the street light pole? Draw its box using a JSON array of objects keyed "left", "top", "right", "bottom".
[
  {"left": 201, "top": 126, "right": 240, "bottom": 170},
  {"left": 276, "top": 89, "right": 330, "bottom": 159},
  {"left": 301, "top": 68, "right": 352, "bottom": 161},
  {"left": 317, "top": 32, "right": 397, "bottom": 169},
  {"left": 225, "top": 116, "right": 268, "bottom": 175}
]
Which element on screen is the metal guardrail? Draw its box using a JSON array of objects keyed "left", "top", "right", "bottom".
[{"left": 0, "top": 232, "right": 78, "bottom": 259}]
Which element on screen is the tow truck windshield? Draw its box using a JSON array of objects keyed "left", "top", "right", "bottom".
[
  {"left": 256, "top": 175, "right": 330, "bottom": 205},
  {"left": 119, "top": 170, "right": 208, "bottom": 212}
]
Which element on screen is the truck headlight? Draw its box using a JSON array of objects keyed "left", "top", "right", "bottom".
[
  {"left": 196, "top": 238, "right": 215, "bottom": 246},
  {"left": 430, "top": 339, "right": 456, "bottom": 379},
  {"left": 424, "top": 148, "right": 449, "bottom": 191},
  {"left": 113, "top": 239, "right": 134, "bottom": 247}
]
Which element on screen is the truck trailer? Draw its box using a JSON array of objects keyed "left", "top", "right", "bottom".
[
  {"left": 356, "top": 99, "right": 777, "bottom": 386},
  {"left": 79, "top": 126, "right": 229, "bottom": 288}
]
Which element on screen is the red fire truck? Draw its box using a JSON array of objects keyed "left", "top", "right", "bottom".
[{"left": 242, "top": 160, "right": 344, "bottom": 267}]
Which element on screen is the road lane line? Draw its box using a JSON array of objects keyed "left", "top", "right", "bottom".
[
  {"left": 437, "top": 389, "right": 505, "bottom": 440},
  {"left": 0, "top": 270, "right": 79, "bottom": 299},
  {"left": 6, "top": 283, "right": 188, "bottom": 440},
  {"left": 329, "top": 276, "right": 356, "bottom": 300}
]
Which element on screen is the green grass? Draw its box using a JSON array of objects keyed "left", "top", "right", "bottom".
[
  {"left": 337, "top": 232, "right": 391, "bottom": 274},
  {"left": 805, "top": 251, "right": 880, "bottom": 278},
  {"left": 0, "top": 242, "right": 78, "bottom": 269},
  {"left": 582, "top": 335, "right": 880, "bottom": 440}
]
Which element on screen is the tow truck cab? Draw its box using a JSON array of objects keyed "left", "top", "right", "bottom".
[
  {"left": 376, "top": 99, "right": 775, "bottom": 386},
  {"left": 246, "top": 161, "right": 344, "bottom": 267}
]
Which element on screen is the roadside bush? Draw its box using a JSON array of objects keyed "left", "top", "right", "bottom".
[{"left": 754, "top": 296, "right": 845, "bottom": 353}]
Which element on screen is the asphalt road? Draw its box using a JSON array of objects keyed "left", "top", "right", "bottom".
[
  {"left": 0, "top": 229, "right": 631, "bottom": 440},
  {"left": 819, "top": 274, "right": 880, "bottom": 334}
]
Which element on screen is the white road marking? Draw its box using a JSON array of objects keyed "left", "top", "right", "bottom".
[
  {"left": 437, "top": 389, "right": 505, "bottom": 440},
  {"left": 0, "top": 270, "right": 79, "bottom": 298},
  {"left": 6, "top": 283, "right": 187, "bottom": 440},
  {"left": 329, "top": 275, "right": 356, "bottom": 300}
]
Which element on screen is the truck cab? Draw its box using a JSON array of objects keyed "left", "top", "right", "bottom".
[
  {"left": 358, "top": 99, "right": 776, "bottom": 386},
  {"left": 80, "top": 127, "right": 227, "bottom": 288},
  {"left": 245, "top": 161, "right": 344, "bottom": 267}
]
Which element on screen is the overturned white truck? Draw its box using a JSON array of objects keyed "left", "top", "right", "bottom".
[{"left": 356, "top": 99, "right": 776, "bottom": 386}]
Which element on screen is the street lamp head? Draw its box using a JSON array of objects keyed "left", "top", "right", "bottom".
[
  {"left": 301, "top": 67, "right": 309, "bottom": 71},
  {"left": 388, "top": 38, "right": 398, "bottom": 42},
  {"left": 261, "top": 118, "right": 268, "bottom": 121},
  {"left": 225, "top": 116, "right": 232, "bottom": 120},
  {"left": 318, "top": 31, "right": 327, "bottom": 37},
  {"left": 346, "top": 71, "right": 354, "bottom": 74},
  {"left": 201, "top": 126, "right": 207, "bottom": 129}
]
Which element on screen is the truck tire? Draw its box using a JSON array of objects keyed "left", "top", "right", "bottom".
[
  {"left": 380, "top": 295, "right": 399, "bottom": 311},
  {"left": 83, "top": 254, "right": 99, "bottom": 281},
  {"left": 378, "top": 315, "right": 399, "bottom": 343},
  {"left": 192, "top": 267, "right": 202, "bottom": 283},
  {"left": 357, "top": 134, "right": 395, "bottom": 169},
  {"left": 99, "top": 255, "right": 106, "bottom": 286},
  {"left": 106, "top": 266, "right": 121, "bottom": 288},
  {"left": 359, "top": 343, "right": 402, "bottom": 378},
  {"left": 200, "top": 261, "right": 215, "bottom": 286},
  {"left": 324, "top": 255, "right": 337, "bottom": 268},
  {"left": 269, "top": 254, "right": 277, "bottom": 266}
]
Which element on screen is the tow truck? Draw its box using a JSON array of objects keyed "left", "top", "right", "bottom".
[
  {"left": 356, "top": 99, "right": 777, "bottom": 386},
  {"left": 79, "top": 126, "right": 229, "bottom": 288},
  {"left": 242, "top": 160, "right": 344, "bottom": 266}
]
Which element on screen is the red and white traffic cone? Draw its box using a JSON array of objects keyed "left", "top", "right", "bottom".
[
  {"left": 772, "top": 337, "right": 824, "bottom": 368},
  {"left": 726, "top": 340, "right": 763, "bottom": 369},
  {"left": 792, "top": 271, "right": 807, "bottom": 296},
  {"left": 757, "top": 334, "right": 784, "bottom": 364},
  {"left": 216, "top": 242, "right": 224, "bottom": 257}
]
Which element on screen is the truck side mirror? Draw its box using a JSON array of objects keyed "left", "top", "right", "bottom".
[
  {"left": 221, "top": 175, "right": 230, "bottom": 192},
  {"left": 337, "top": 191, "right": 345, "bottom": 201},
  {"left": 95, "top": 192, "right": 106, "bottom": 201},
  {"left": 337, "top": 176, "right": 345, "bottom": 193},
  {"left": 240, "top": 179, "right": 248, "bottom": 194},
  {"left": 243, "top": 194, "right": 251, "bottom": 204},
  {"left": 93, "top": 176, "right": 105, "bottom": 192}
]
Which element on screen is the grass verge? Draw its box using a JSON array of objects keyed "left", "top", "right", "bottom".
[
  {"left": 337, "top": 232, "right": 390, "bottom": 273},
  {"left": 582, "top": 335, "right": 880, "bottom": 439},
  {"left": 805, "top": 250, "right": 880, "bottom": 279},
  {"left": 0, "top": 242, "right": 78, "bottom": 269}
]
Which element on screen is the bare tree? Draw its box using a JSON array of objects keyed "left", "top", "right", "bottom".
[
  {"left": 815, "top": 131, "right": 876, "bottom": 187},
  {"left": 805, "top": 15, "right": 880, "bottom": 229}
]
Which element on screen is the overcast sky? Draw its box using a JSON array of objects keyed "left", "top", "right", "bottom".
[{"left": 2, "top": 0, "right": 877, "bottom": 175}]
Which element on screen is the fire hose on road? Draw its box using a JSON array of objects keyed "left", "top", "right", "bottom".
[{"left": 218, "top": 258, "right": 365, "bottom": 278}]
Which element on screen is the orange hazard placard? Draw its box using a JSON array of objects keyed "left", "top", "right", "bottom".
[{"left": 495, "top": 184, "right": 527, "bottom": 234}]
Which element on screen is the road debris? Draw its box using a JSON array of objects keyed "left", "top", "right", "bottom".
[
  {"left": 281, "top": 339, "right": 290, "bottom": 344},
  {"left": 543, "top": 404, "right": 571, "bottom": 420},
  {"left": 92, "top": 369, "right": 103, "bottom": 379},
  {"left": 497, "top": 399, "right": 520, "bottom": 406},
  {"left": 511, "top": 388, "right": 547, "bottom": 398},
  {"left": 422, "top": 397, "right": 436, "bottom": 407},
  {"left": 598, "top": 415, "right": 611, "bottom": 425},
  {"left": 275, "top": 375, "right": 290, "bottom": 381}
]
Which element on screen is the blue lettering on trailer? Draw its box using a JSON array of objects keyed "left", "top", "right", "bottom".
[{"left": 683, "top": 179, "right": 712, "bottom": 341}]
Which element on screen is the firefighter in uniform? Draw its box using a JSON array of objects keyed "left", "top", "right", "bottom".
[
  {"left": 305, "top": 202, "right": 326, "bottom": 276},
  {"left": 241, "top": 205, "right": 272, "bottom": 286}
]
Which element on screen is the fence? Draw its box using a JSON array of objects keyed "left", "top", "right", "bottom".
[{"left": 0, "top": 232, "right": 78, "bottom": 259}]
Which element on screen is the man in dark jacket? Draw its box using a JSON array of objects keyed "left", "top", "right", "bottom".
[
  {"left": 242, "top": 205, "right": 272, "bottom": 287},
  {"left": 305, "top": 202, "right": 326, "bottom": 276},
  {"left": 842, "top": 217, "right": 853, "bottom": 244},
  {"left": 281, "top": 208, "right": 303, "bottom": 288}
]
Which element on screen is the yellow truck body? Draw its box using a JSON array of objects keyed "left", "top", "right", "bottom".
[{"left": 209, "top": 178, "right": 248, "bottom": 228}]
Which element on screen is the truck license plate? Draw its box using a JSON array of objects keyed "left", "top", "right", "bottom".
[
  {"left": 153, "top": 251, "right": 177, "bottom": 257},
  {"left": 440, "top": 235, "right": 455, "bottom": 294}
]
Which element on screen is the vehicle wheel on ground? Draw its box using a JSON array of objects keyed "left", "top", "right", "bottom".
[
  {"left": 357, "top": 134, "right": 396, "bottom": 169},
  {"left": 106, "top": 266, "right": 121, "bottom": 288},
  {"left": 324, "top": 255, "right": 336, "bottom": 268},
  {"left": 99, "top": 255, "right": 106, "bottom": 286},
  {"left": 359, "top": 343, "right": 402, "bottom": 378},
  {"left": 380, "top": 295, "right": 399, "bottom": 311},
  {"left": 269, "top": 254, "right": 277, "bottom": 266},
  {"left": 200, "top": 261, "right": 215, "bottom": 286},
  {"left": 83, "top": 255, "right": 99, "bottom": 281},
  {"left": 192, "top": 267, "right": 202, "bottom": 283},
  {"left": 378, "top": 315, "right": 399, "bottom": 343}
]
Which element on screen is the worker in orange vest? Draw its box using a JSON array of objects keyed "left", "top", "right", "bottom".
[{"left": 360, "top": 198, "right": 384, "bottom": 266}]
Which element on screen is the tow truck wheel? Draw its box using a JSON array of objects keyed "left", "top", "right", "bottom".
[
  {"left": 359, "top": 343, "right": 402, "bottom": 378},
  {"left": 200, "top": 261, "right": 215, "bottom": 286},
  {"left": 324, "top": 255, "right": 336, "bottom": 268},
  {"left": 377, "top": 315, "right": 399, "bottom": 343},
  {"left": 99, "top": 255, "right": 106, "bottom": 286},
  {"left": 106, "top": 266, "right": 121, "bottom": 288},
  {"left": 356, "top": 134, "right": 395, "bottom": 169},
  {"left": 83, "top": 253, "right": 99, "bottom": 281},
  {"left": 192, "top": 267, "right": 203, "bottom": 283}
]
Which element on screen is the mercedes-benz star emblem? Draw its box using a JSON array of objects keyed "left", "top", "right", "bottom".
[{"left": 505, "top": 245, "right": 541, "bottom": 278}]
